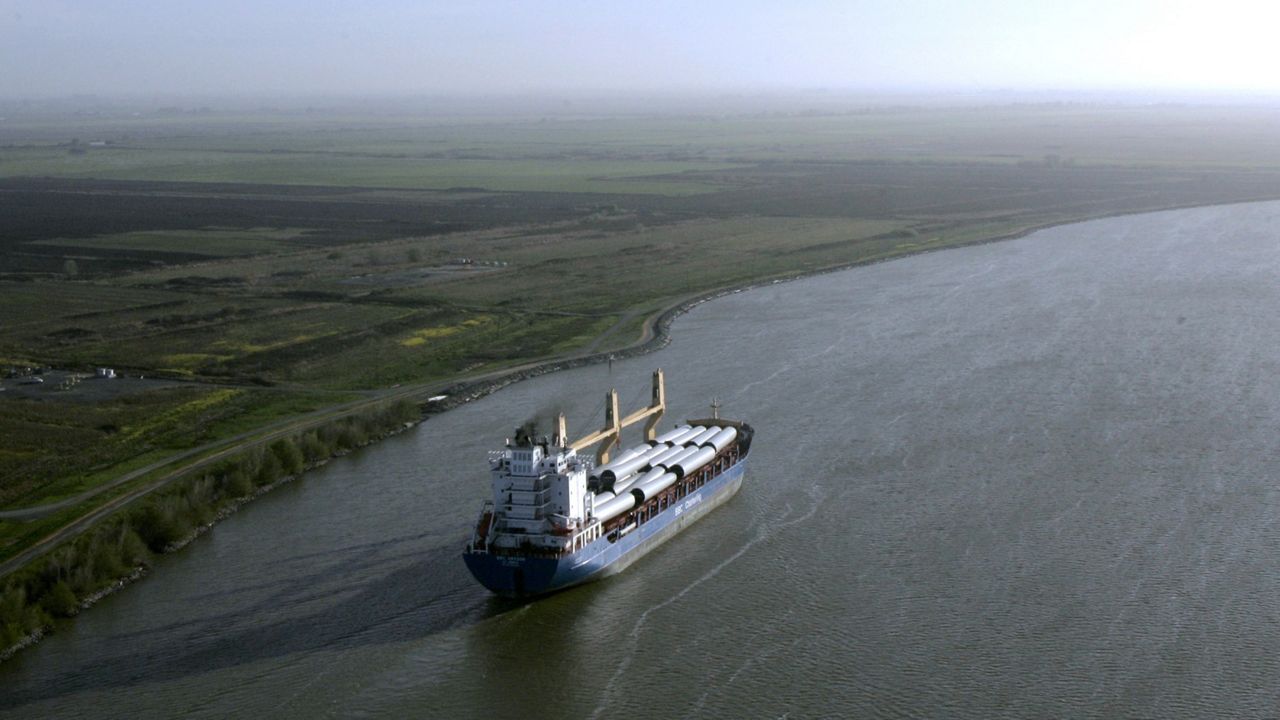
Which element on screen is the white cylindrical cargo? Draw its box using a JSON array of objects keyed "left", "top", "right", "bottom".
[
  {"left": 618, "top": 466, "right": 665, "bottom": 495},
  {"left": 640, "top": 444, "right": 673, "bottom": 468},
  {"left": 670, "top": 446, "right": 716, "bottom": 478},
  {"left": 630, "top": 471, "right": 677, "bottom": 504},
  {"left": 643, "top": 445, "right": 688, "bottom": 470},
  {"left": 707, "top": 426, "right": 738, "bottom": 452},
  {"left": 656, "top": 446, "right": 700, "bottom": 471},
  {"left": 647, "top": 442, "right": 674, "bottom": 457},
  {"left": 686, "top": 426, "right": 722, "bottom": 447},
  {"left": 605, "top": 447, "right": 669, "bottom": 489},
  {"left": 601, "top": 445, "right": 669, "bottom": 486},
  {"left": 652, "top": 425, "right": 693, "bottom": 445},
  {"left": 610, "top": 475, "right": 639, "bottom": 495},
  {"left": 590, "top": 447, "right": 645, "bottom": 482},
  {"left": 665, "top": 425, "right": 706, "bottom": 446},
  {"left": 593, "top": 491, "right": 637, "bottom": 521}
]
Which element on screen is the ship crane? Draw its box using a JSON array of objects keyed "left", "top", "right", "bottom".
[{"left": 560, "top": 369, "right": 666, "bottom": 464}]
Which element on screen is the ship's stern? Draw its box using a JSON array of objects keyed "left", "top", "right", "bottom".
[{"left": 462, "top": 550, "right": 564, "bottom": 598}]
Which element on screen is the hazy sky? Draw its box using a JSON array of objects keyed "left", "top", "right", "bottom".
[{"left": 3, "top": 0, "right": 1277, "bottom": 97}]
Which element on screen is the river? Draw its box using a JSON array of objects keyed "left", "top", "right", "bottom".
[{"left": 5, "top": 202, "right": 1280, "bottom": 718}]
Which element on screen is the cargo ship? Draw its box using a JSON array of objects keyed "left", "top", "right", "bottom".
[{"left": 463, "top": 370, "right": 753, "bottom": 597}]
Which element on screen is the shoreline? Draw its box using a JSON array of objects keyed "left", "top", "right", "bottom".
[
  {"left": 425, "top": 195, "right": 1280, "bottom": 413},
  {"left": 3, "top": 195, "right": 1277, "bottom": 664},
  {"left": 0, "top": 419, "right": 420, "bottom": 663}
]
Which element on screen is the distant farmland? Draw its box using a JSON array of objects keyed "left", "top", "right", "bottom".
[{"left": 4, "top": 102, "right": 1280, "bottom": 559}]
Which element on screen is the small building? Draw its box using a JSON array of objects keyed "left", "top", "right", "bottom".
[{"left": 96, "top": 367, "right": 116, "bottom": 379}]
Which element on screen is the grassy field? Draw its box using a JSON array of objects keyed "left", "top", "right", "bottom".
[
  {"left": 0, "top": 381, "right": 360, "bottom": 509},
  {"left": 7, "top": 104, "right": 1280, "bottom": 167},
  {"left": 4, "top": 100, "right": 1280, "bottom": 521},
  {"left": 33, "top": 227, "right": 315, "bottom": 257},
  {"left": 0, "top": 145, "right": 736, "bottom": 195}
]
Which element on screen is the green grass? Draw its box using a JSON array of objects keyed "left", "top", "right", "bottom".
[
  {"left": 0, "top": 282, "right": 181, "bottom": 339},
  {"left": 0, "top": 145, "right": 737, "bottom": 194},
  {"left": 0, "top": 385, "right": 361, "bottom": 510},
  {"left": 1, "top": 291, "right": 415, "bottom": 381},
  {"left": 386, "top": 217, "right": 912, "bottom": 312},
  {"left": 0, "top": 386, "right": 245, "bottom": 507},
  {"left": 9, "top": 105, "right": 1280, "bottom": 169},
  {"left": 34, "top": 227, "right": 315, "bottom": 257}
]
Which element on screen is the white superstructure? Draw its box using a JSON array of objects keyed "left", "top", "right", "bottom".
[{"left": 483, "top": 429, "right": 602, "bottom": 552}]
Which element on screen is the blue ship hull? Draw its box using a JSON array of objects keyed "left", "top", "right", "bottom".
[{"left": 463, "top": 457, "right": 746, "bottom": 597}]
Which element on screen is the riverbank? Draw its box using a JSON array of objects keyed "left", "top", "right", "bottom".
[
  {"left": 0, "top": 401, "right": 420, "bottom": 660},
  {"left": 0, "top": 419, "right": 425, "bottom": 663},
  {"left": 425, "top": 196, "right": 1280, "bottom": 415}
]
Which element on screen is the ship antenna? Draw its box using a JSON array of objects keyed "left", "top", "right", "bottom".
[{"left": 710, "top": 397, "right": 720, "bottom": 420}]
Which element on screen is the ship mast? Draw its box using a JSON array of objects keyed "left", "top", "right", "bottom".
[{"left": 564, "top": 369, "right": 666, "bottom": 464}]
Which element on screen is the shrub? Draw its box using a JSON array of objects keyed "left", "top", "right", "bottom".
[
  {"left": 40, "top": 581, "right": 78, "bottom": 618},
  {"left": 271, "top": 438, "right": 304, "bottom": 476},
  {"left": 255, "top": 451, "right": 283, "bottom": 487},
  {"left": 132, "top": 503, "right": 187, "bottom": 552},
  {"left": 334, "top": 422, "right": 364, "bottom": 450},
  {"left": 88, "top": 534, "right": 126, "bottom": 582},
  {"left": 300, "top": 431, "right": 328, "bottom": 462},
  {"left": 0, "top": 585, "right": 47, "bottom": 650},
  {"left": 224, "top": 467, "right": 253, "bottom": 497},
  {"left": 117, "top": 524, "right": 151, "bottom": 568}
]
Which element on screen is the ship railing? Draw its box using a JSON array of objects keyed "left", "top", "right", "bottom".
[
  {"left": 469, "top": 501, "right": 494, "bottom": 551},
  {"left": 565, "top": 517, "right": 604, "bottom": 551}
]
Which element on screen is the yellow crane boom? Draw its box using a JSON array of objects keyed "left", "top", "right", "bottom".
[{"left": 562, "top": 369, "right": 666, "bottom": 464}]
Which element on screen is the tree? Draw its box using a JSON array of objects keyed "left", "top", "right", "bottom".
[
  {"left": 41, "top": 581, "right": 78, "bottom": 618},
  {"left": 270, "top": 438, "right": 304, "bottom": 475},
  {"left": 63, "top": 259, "right": 79, "bottom": 277}
]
